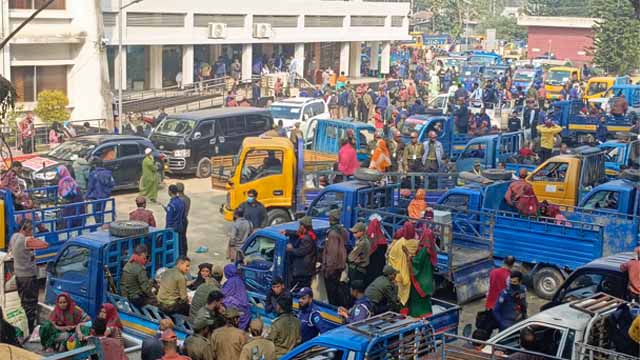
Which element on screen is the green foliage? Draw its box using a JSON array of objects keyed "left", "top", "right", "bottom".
[
  {"left": 591, "top": 0, "right": 640, "bottom": 75},
  {"left": 0, "top": 75, "right": 17, "bottom": 125},
  {"left": 476, "top": 16, "right": 527, "bottom": 41},
  {"left": 34, "top": 90, "right": 70, "bottom": 123},
  {"left": 525, "top": 0, "right": 592, "bottom": 17}
]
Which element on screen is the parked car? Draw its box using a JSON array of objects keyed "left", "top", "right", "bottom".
[
  {"left": 269, "top": 97, "right": 329, "bottom": 139},
  {"left": 20, "top": 135, "right": 165, "bottom": 190},
  {"left": 150, "top": 107, "right": 274, "bottom": 178}
]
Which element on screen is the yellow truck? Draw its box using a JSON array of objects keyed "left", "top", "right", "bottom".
[
  {"left": 545, "top": 66, "right": 581, "bottom": 100},
  {"left": 584, "top": 76, "right": 616, "bottom": 101},
  {"left": 216, "top": 137, "right": 336, "bottom": 224}
]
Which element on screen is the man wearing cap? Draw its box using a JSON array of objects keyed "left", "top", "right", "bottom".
[
  {"left": 266, "top": 276, "right": 291, "bottom": 314},
  {"left": 348, "top": 222, "right": 370, "bottom": 286},
  {"left": 267, "top": 295, "right": 301, "bottom": 357},
  {"left": 210, "top": 308, "right": 247, "bottom": 360},
  {"left": 139, "top": 147, "right": 159, "bottom": 202},
  {"left": 505, "top": 168, "right": 539, "bottom": 217},
  {"left": 142, "top": 318, "right": 173, "bottom": 360},
  {"left": 323, "top": 209, "right": 348, "bottom": 306},
  {"left": 129, "top": 196, "right": 157, "bottom": 227},
  {"left": 120, "top": 244, "right": 157, "bottom": 308},
  {"left": 158, "top": 256, "right": 191, "bottom": 316},
  {"left": 184, "top": 312, "right": 215, "bottom": 360},
  {"left": 193, "top": 290, "right": 226, "bottom": 333},
  {"left": 338, "top": 280, "right": 372, "bottom": 324},
  {"left": 365, "top": 265, "right": 402, "bottom": 315},
  {"left": 160, "top": 329, "right": 190, "bottom": 360},
  {"left": 283, "top": 216, "right": 317, "bottom": 289},
  {"left": 240, "top": 318, "right": 275, "bottom": 360},
  {"left": 472, "top": 161, "right": 482, "bottom": 176},
  {"left": 165, "top": 184, "right": 187, "bottom": 256},
  {"left": 403, "top": 131, "right": 424, "bottom": 174},
  {"left": 228, "top": 208, "right": 253, "bottom": 261},
  {"left": 297, "top": 287, "right": 332, "bottom": 342}
]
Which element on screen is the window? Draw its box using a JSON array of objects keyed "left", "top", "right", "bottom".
[
  {"left": 245, "top": 115, "right": 270, "bottom": 131},
  {"left": 11, "top": 65, "right": 67, "bottom": 102},
  {"left": 460, "top": 143, "right": 486, "bottom": 160},
  {"left": 240, "top": 149, "right": 283, "bottom": 184},
  {"left": 54, "top": 246, "right": 90, "bottom": 276},
  {"left": 302, "top": 105, "right": 314, "bottom": 121},
  {"left": 560, "top": 272, "right": 625, "bottom": 303},
  {"left": 308, "top": 191, "right": 344, "bottom": 218},
  {"left": 561, "top": 330, "right": 575, "bottom": 359},
  {"left": 289, "top": 346, "right": 345, "bottom": 360},
  {"left": 358, "top": 129, "right": 373, "bottom": 152},
  {"left": 310, "top": 102, "right": 326, "bottom": 116},
  {"left": 441, "top": 194, "right": 469, "bottom": 209},
  {"left": 196, "top": 121, "right": 215, "bottom": 137},
  {"left": 244, "top": 236, "right": 275, "bottom": 265},
  {"left": 587, "top": 82, "right": 609, "bottom": 96},
  {"left": 118, "top": 144, "right": 141, "bottom": 158},
  {"left": 10, "top": 0, "right": 65, "bottom": 9},
  {"left": 220, "top": 116, "right": 245, "bottom": 134},
  {"left": 495, "top": 324, "right": 565, "bottom": 357},
  {"left": 582, "top": 190, "right": 619, "bottom": 210},
  {"left": 253, "top": 15, "right": 298, "bottom": 28},
  {"left": 531, "top": 162, "right": 568, "bottom": 182},
  {"left": 95, "top": 145, "right": 116, "bottom": 161}
]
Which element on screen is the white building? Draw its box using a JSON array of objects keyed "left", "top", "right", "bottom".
[{"left": 0, "top": 0, "right": 410, "bottom": 122}]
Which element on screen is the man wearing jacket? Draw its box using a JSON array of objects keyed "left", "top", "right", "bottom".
[
  {"left": 493, "top": 271, "right": 527, "bottom": 330},
  {"left": 86, "top": 158, "right": 115, "bottom": 224},
  {"left": 166, "top": 185, "right": 187, "bottom": 256},
  {"left": 422, "top": 130, "right": 446, "bottom": 189},
  {"left": 322, "top": 209, "right": 348, "bottom": 306},
  {"left": 284, "top": 216, "right": 317, "bottom": 289}
]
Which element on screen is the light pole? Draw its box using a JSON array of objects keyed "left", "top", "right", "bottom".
[{"left": 118, "top": 0, "right": 144, "bottom": 132}]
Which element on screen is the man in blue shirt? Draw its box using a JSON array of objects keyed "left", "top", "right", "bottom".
[
  {"left": 338, "top": 280, "right": 372, "bottom": 324},
  {"left": 165, "top": 184, "right": 187, "bottom": 256},
  {"left": 296, "top": 288, "right": 331, "bottom": 342},
  {"left": 492, "top": 270, "right": 527, "bottom": 330},
  {"left": 86, "top": 158, "right": 115, "bottom": 224}
]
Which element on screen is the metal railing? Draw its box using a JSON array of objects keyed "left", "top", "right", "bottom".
[
  {"left": 119, "top": 76, "right": 230, "bottom": 104},
  {"left": 435, "top": 332, "right": 565, "bottom": 360},
  {"left": 574, "top": 342, "right": 638, "bottom": 360}
]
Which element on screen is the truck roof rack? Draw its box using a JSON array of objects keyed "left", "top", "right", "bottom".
[
  {"left": 346, "top": 312, "right": 421, "bottom": 337},
  {"left": 568, "top": 292, "right": 626, "bottom": 316}
]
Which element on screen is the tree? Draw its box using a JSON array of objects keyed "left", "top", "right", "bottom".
[
  {"left": 591, "top": 0, "right": 640, "bottom": 75},
  {"left": 525, "top": 0, "right": 591, "bottom": 17},
  {"left": 476, "top": 16, "right": 527, "bottom": 41},
  {"left": 34, "top": 90, "right": 70, "bottom": 123}
]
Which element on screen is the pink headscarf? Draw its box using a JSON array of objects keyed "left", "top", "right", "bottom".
[{"left": 57, "top": 165, "right": 78, "bottom": 198}]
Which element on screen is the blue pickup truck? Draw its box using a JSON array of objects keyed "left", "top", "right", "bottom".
[
  {"left": 598, "top": 138, "right": 640, "bottom": 178},
  {"left": 305, "top": 118, "right": 375, "bottom": 164},
  {"left": 551, "top": 100, "right": 636, "bottom": 144},
  {"left": 437, "top": 175, "right": 640, "bottom": 299},
  {"left": 454, "top": 131, "right": 527, "bottom": 173},
  {"left": 399, "top": 115, "right": 473, "bottom": 160},
  {"left": 1, "top": 186, "right": 115, "bottom": 264}
]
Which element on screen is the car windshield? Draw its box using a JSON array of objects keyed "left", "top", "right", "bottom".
[
  {"left": 548, "top": 70, "right": 571, "bottom": 84},
  {"left": 461, "top": 66, "right": 480, "bottom": 76},
  {"left": 269, "top": 105, "right": 301, "bottom": 120},
  {"left": 601, "top": 146, "right": 621, "bottom": 163},
  {"left": 401, "top": 120, "right": 425, "bottom": 136},
  {"left": 155, "top": 118, "right": 196, "bottom": 137},
  {"left": 48, "top": 140, "right": 96, "bottom": 161},
  {"left": 468, "top": 56, "right": 496, "bottom": 65},
  {"left": 514, "top": 71, "right": 534, "bottom": 81}
]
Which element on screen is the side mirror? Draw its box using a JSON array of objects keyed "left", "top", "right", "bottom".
[
  {"left": 236, "top": 250, "right": 244, "bottom": 263},
  {"left": 193, "top": 132, "right": 202, "bottom": 140},
  {"left": 303, "top": 114, "right": 309, "bottom": 121}
]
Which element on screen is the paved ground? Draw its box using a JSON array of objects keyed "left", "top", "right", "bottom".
[{"left": 112, "top": 176, "right": 545, "bottom": 331}]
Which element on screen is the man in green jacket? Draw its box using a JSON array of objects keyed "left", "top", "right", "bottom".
[
  {"left": 267, "top": 295, "right": 301, "bottom": 358},
  {"left": 157, "top": 256, "right": 191, "bottom": 316},
  {"left": 365, "top": 265, "right": 402, "bottom": 315},
  {"left": 120, "top": 244, "right": 157, "bottom": 308},
  {"left": 192, "top": 291, "right": 226, "bottom": 333}
]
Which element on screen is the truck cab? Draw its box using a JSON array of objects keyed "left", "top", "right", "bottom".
[
  {"left": 545, "top": 66, "right": 580, "bottom": 100},
  {"left": 589, "top": 84, "right": 640, "bottom": 113},
  {"left": 305, "top": 118, "right": 375, "bottom": 163},
  {"left": 584, "top": 76, "right": 616, "bottom": 101},
  {"left": 399, "top": 115, "right": 471, "bottom": 159},
  {"left": 598, "top": 138, "right": 640, "bottom": 178},
  {"left": 526, "top": 146, "right": 606, "bottom": 207},
  {"left": 455, "top": 132, "right": 523, "bottom": 173}
]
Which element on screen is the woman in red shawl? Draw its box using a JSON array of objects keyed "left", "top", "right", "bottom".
[
  {"left": 98, "top": 303, "right": 123, "bottom": 341},
  {"left": 40, "top": 293, "right": 90, "bottom": 352}
]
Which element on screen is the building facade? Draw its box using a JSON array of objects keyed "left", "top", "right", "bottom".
[
  {"left": 0, "top": 0, "right": 410, "bottom": 122},
  {"left": 518, "top": 16, "right": 595, "bottom": 65}
]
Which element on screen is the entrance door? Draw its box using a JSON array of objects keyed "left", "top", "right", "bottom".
[{"left": 162, "top": 45, "right": 183, "bottom": 87}]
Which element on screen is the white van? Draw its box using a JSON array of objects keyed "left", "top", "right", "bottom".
[{"left": 268, "top": 97, "right": 330, "bottom": 137}]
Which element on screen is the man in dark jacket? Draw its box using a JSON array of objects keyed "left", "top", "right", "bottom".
[
  {"left": 238, "top": 189, "right": 267, "bottom": 229},
  {"left": 322, "top": 209, "right": 348, "bottom": 307},
  {"left": 166, "top": 185, "right": 187, "bottom": 256},
  {"left": 265, "top": 276, "right": 291, "bottom": 314},
  {"left": 453, "top": 97, "right": 469, "bottom": 133},
  {"left": 86, "top": 158, "right": 115, "bottom": 223},
  {"left": 283, "top": 216, "right": 317, "bottom": 289},
  {"left": 120, "top": 244, "right": 157, "bottom": 308},
  {"left": 365, "top": 265, "right": 402, "bottom": 315},
  {"left": 493, "top": 270, "right": 527, "bottom": 330},
  {"left": 523, "top": 99, "right": 544, "bottom": 142}
]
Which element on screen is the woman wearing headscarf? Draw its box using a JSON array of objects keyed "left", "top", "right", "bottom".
[
  {"left": 57, "top": 165, "right": 86, "bottom": 230},
  {"left": 408, "top": 189, "right": 429, "bottom": 219},
  {"left": 39, "top": 293, "right": 90, "bottom": 352},
  {"left": 49, "top": 122, "right": 62, "bottom": 149},
  {"left": 188, "top": 263, "right": 213, "bottom": 291},
  {"left": 1, "top": 161, "right": 33, "bottom": 210},
  {"left": 369, "top": 139, "right": 391, "bottom": 173},
  {"left": 405, "top": 226, "right": 437, "bottom": 318},
  {"left": 139, "top": 148, "right": 159, "bottom": 202},
  {"left": 221, "top": 264, "right": 251, "bottom": 330},
  {"left": 97, "top": 303, "right": 123, "bottom": 341},
  {"left": 387, "top": 222, "right": 419, "bottom": 306}
]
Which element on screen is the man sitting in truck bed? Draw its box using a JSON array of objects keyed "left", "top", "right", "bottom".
[
  {"left": 120, "top": 244, "right": 157, "bottom": 308},
  {"left": 157, "top": 256, "right": 191, "bottom": 317},
  {"left": 504, "top": 168, "right": 539, "bottom": 216}
]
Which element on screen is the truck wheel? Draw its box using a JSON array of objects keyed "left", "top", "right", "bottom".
[
  {"left": 267, "top": 209, "right": 290, "bottom": 225},
  {"left": 533, "top": 267, "right": 564, "bottom": 300},
  {"left": 621, "top": 169, "right": 640, "bottom": 182},
  {"left": 354, "top": 168, "right": 383, "bottom": 182},
  {"left": 109, "top": 220, "right": 149, "bottom": 237},
  {"left": 481, "top": 169, "right": 513, "bottom": 181},
  {"left": 196, "top": 158, "right": 212, "bottom": 178}
]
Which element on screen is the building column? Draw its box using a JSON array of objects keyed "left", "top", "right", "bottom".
[
  {"left": 182, "top": 45, "right": 194, "bottom": 85},
  {"left": 339, "top": 42, "right": 350, "bottom": 76},
  {"left": 115, "top": 45, "right": 128, "bottom": 90},
  {"left": 210, "top": 44, "right": 221, "bottom": 63},
  {"left": 380, "top": 41, "right": 391, "bottom": 75},
  {"left": 349, "top": 41, "right": 361, "bottom": 78},
  {"left": 294, "top": 43, "right": 305, "bottom": 79},
  {"left": 369, "top": 41, "right": 379, "bottom": 73},
  {"left": 241, "top": 43, "right": 252, "bottom": 81},
  {"left": 149, "top": 45, "right": 163, "bottom": 89}
]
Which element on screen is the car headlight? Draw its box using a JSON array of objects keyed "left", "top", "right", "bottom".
[
  {"left": 173, "top": 149, "right": 191, "bottom": 157},
  {"left": 33, "top": 171, "right": 57, "bottom": 181}
]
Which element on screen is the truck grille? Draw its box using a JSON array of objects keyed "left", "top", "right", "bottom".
[{"left": 161, "top": 152, "right": 186, "bottom": 170}]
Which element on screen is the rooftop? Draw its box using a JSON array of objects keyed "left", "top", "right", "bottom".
[{"left": 517, "top": 15, "right": 598, "bottom": 29}]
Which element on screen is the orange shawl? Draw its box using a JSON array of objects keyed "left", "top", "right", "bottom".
[
  {"left": 408, "top": 189, "right": 428, "bottom": 219},
  {"left": 370, "top": 139, "right": 391, "bottom": 172}
]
